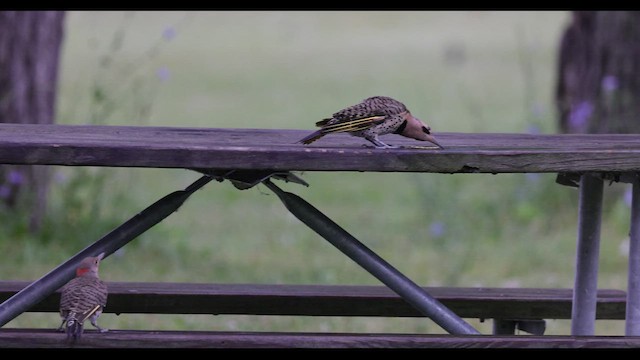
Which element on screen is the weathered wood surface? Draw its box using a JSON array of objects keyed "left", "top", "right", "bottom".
[
  {"left": 2, "top": 123, "right": 640, "bottom": 173},
  {"left": 0, "top": 281, "right": 626, "bottom": 320},
  {"left": 1, "top": 328, "right": 639, "bottom": 348}
]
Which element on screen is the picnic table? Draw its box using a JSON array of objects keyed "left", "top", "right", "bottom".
[{"left": 1, "top": 123, "right": 640, "bottom": 348}]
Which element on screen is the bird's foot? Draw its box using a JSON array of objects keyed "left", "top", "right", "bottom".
[
  {"left": 406, "top": 145, "right": 443, "bottom": 150},
  {"left": 56, "top": 321, "right": 66, "bottom": 332},
  {"left": 92, "top": 321, "right": 109, "bottom": 333},
  {"left": 361, "top": 143, "right": 399, "bottom": 149}
]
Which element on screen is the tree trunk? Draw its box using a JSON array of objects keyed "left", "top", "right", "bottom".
[
  {"left": 0, "top": 11, "right": 65, "bottom": 231},
  {"left": 556, "top": 11, "right": 640, "bottom": 134}
]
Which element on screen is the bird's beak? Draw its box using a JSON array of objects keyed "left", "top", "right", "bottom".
[{"left": 425, "top": 134, "right": 444, "bottom": 149}]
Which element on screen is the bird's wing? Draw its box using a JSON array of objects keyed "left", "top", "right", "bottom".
[
  {"left": 97, "top": 281, "right": 108, "bottom": 306},
  {"left": 319, "top": 115, "right": 387, "bottom": 134}
]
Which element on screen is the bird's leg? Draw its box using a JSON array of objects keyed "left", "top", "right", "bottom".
[
  {"left": 56, "top": 319, "right": 66, "bottom": 332},
  {"left": 90, "top": 320, "right": 108, "bottom": 333},
  {"left": 366, "top": 136, "right": 399, "bottom": 149},
  {"left": 90, "top": 314, "right": 108, "bottom": 333}
]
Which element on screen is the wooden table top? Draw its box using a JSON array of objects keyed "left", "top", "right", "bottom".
[{"left": 1, "top": 123, "right": 639, "bottom": 173}]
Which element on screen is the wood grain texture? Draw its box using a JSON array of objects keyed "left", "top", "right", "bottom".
[
  {"left": 0, "top": 281, "right": 626, "bottom": 320},
  {"left": 1, "top": 328, "right": 639, "bottom": 348},
  {"left": 2, "top": 123, "right": 640, "bottom": 173}
]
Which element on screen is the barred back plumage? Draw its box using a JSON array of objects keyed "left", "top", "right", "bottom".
[{"left": 328, "top": 96, "right": 408, "bottom": 122}]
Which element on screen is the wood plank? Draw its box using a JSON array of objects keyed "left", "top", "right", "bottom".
[
  {"left": 1, "top": 328, "right": 638, "bottom": 348},
  {"left": 0, "top": 282, "right": 626, "bottom": 320},
  {"left": 2, "top": 123, "right": 640, "bottom": 173}
]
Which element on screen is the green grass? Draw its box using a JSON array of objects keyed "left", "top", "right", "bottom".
[{"left": 1, "top": 11, "right": 633, "bottom": 336}]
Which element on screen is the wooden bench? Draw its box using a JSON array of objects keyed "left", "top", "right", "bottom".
[
  {"left": 0, "top": 281, "right": 627, "bottom": 336},
  {"left": 3, "top": 328, "right": 640, "bottom": 348}
]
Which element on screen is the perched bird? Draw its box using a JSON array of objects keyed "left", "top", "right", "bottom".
[
  {"left": 298, "top": 96, "right": 443, "bottom": 149},
  {"left": 58, "top": 252, "right": 108, "bottom": 343}
]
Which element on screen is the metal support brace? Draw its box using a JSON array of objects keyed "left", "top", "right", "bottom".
[
  {"left": 263, "top": 179, "right": 480, "bottom": 335},
  {"left": 626, "top": 175, "right": 640, "bottom": 335},
  {"left": 0, "top": 175, "right": 213, "bottom": 328},
  {"left": 571, "top": 173, "right": 604, "bottom": 335}
]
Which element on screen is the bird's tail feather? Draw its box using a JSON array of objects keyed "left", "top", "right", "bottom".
[
  {"left": 298, "top": 130, "right": 324, "bottom": 144},
  {"left": 65, "top": 312, "right": 83, "bottom": 343},
  {"left": 64, "top": 305, "right": 100, "bottom": 343},
  {"left": 315, "top": 118, "right": 332, "bottom": 127}
]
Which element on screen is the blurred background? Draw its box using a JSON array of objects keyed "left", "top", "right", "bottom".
[{"left": 0, "top": 11, "right": 634, "bottom": 335}]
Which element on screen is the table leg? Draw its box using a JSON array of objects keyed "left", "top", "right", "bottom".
[
  {"left": 571, "top": 173, "right": 603, "bottom": 335},
  {"left": 264, "top": 179, "right": 480, "bottom": 335},
  {"left": 626, "top": 177, "right": 640, "bottom": 335}
]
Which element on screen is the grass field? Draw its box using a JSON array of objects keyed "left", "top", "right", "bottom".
[{"left": 1, "top": 11, "right": 633, "bottom": 335}]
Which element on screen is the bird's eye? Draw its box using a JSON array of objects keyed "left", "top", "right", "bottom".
[{"left": 422, "top": 126, "right": 431, "bottom": 134}]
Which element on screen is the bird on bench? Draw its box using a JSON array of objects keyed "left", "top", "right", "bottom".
[
  {"left": 298, "top": 96, "right": 444, "bottom": 149},
  {"left": 58, "top": 253, "right": 109, "bottom": 343}
]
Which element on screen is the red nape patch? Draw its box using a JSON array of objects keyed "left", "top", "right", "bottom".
[{"left": 76, "top": 268, "right": 89, "bottom": 276}]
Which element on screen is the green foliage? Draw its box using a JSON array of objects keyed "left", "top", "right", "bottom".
[{"left": 36, "top": 13, "right": 180, "bottom": 250}]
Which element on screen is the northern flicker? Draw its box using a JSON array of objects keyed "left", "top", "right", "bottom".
[
  {"left": 58, "top": 252, "right": 108, "bottom": 342},
  {"left": 298, "top": 96, "right": 443, "bottom": 149}
]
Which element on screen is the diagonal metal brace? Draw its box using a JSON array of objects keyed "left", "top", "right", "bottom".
[
  {"left": 0, "top": 175, "right": 214, "bottom": 328},
  {"left": 262, "top": 179, "right": 480, "bottom": 335}
]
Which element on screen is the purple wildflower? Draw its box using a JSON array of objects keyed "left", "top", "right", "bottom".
[
  {"left": 625, "top": 186, "right": 633, "bottom": 208},
  {"left": 162, "top": 27, "right": 176, "bottom": 41},
  {"left": 156, "top": 67, "right": 171, "bottom": 82},
  {"left": 7, "top": 170, "right": 24, "bottom": 185},
  {"left": 53, "top": 171, "right": 68, "bottom": 184},
  {"left": 602, "top": 75, "right": 619, "bottom": 92},
  {"left": 429, "top": 221, "right": 446, "bottom": 238},
  {"left": 568, "top": 101, "right": 593, "bottom": 130},
  {"left": 526, "top": 173, "right": 541, "bottom": 183}
]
